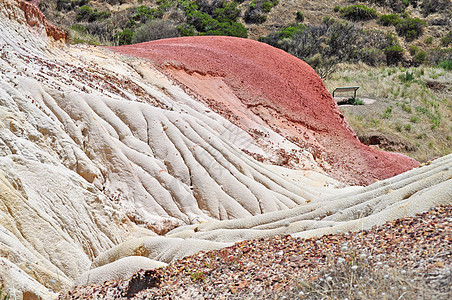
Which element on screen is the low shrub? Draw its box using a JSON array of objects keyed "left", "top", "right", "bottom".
[
  {"left": 425, "top": 36, "right": 433, "bottom": 44},
  {"left": 409, "top": 45, "right": 419, "bottom": 55},
  {"left": 364, "top": 0, "right": 414, "bottom": 13},
  {"left": 399, "top": 70, "right": 415, "bottom": 83},
  {"left": 426, "top": 47, "right": 452, "bottom": 65},
  {"left": 296, "top": 11, "right": 304, "bottom": 22},
  {"left": 132, "top": 5, "right": 164, "bottom": 23},
  {"left": 414, "top": 50, "right": 427, "bottom": 65},
  {"left": 179, "top": 0, "right": 248, "bottom": 37},
  {"left": 385, "top": 45, "right": 405, "bottom": 65},
  {"left": 113, "top": 28, "right": 134, "bottom": 45},
  {"left": 76, "top": 5, "right": 111, "bottom": 22},
  {"left": 339, "top": 97, "right": 364, "bottom": 105},
  {"left": 339, "top": 5, "right": 378, "bottom": 21},
  {"left": 421, "top": 0, "right": 451, "bottom": 17},
  {"left": 437, "top": 59, "right": 452, "bottom": 70},
  {"left": 378, "top": 13, "right": 401, "bottom": 26},
  {"left": 69, "top": 24, "right": 87, "bottom": 33},
  {"left": 245, "top": 0, "right": 278, "bottom": 24},
  {"left": 132, "top": 19, "right": 180, "bottom": 44},
  {"left": 441, "top": 31, "right": 452, "bottom": 46},
  {"left": 260, "top": 17, "right": 397, "bottom": 74},
  {"left": 396, "top": 17, "right": 425, "bottom": 41}
]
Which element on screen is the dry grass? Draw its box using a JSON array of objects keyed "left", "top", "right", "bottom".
[
  {"left": 272, "top": 258, "right": 450, "bottom": 299},
  {"left": 325, "top": 63, "right": 452, "bottom": 162}
]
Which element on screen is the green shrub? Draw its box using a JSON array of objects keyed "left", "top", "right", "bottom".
[
  {"left": 76, "top": 5, "right": 111, "bottom": 22},
  {"left": 113, "top": 28, "right": 134, "bottom": 45},
  {"left": 410, "top": 116, "right": 420, "bottom": 123},
  {"left": 399, "top": 71, "right": 415, "bottom": 83},
  {"left": 425, "top": 36, "right": 433, "bottom": 44},
  {"left": 441, "top": 31, "right": 452, "bottom": 46},
  {"left": 296, "top": 11, "right": 304, "bottom": 22},
  {"left": 378, "top": 14, "right": 401, "bottom": 26},
  {"left": 69, "top": 24, "right": 87, "bottom": 33},
  {"left": 179, "top": 0, "right": 248, "bottom": 37},
  {"left": 213, "top": 1, "right": 241, "bottom": 23},
  {"left": 339, "top": 5, "right": 378, "bottom": 21},
  {"left": 245, "top": 0, "right": 278, "bottom": 24},
  {"left": 396, "top": 17, "right": 425, "bottom": 41},
  {"left": 437, "top": 59, "right": 452, "bottom": 70},
  {"left": 414, "top": 50, "right": 427, "bottom": 65},
  {"left": 339, "top": 97, "right": 364, "bottom": 105},
  {"left": 409, "top": 45, "right": 419, "bottom": 55},
  {"left": 333, "top": 5, "right": 341, "bottom": 12},
  {"left": 385, "top": 45, "right": 404, "bottom": 65}
]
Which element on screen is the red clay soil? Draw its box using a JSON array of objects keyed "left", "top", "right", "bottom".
[{"left": 108, "top": 36, "right": 419, "bottom": 185}]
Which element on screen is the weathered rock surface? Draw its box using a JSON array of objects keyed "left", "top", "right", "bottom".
[{"left": 0, "top": 1, "right": 449, "bottom": 299}]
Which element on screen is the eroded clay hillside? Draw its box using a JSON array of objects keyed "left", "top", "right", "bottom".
[{"left": 0, "top": 1, "right": 450, "bottom": 299}]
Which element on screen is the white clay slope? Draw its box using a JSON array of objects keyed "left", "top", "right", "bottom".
[{"left": 0, "top": 0, "right": 450, "bottom": 298}]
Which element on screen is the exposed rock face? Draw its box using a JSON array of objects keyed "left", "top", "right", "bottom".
[
  {"left": 110, "top": 37, "right": 419, "bottom": 185},
  {"left": 18, "top": 0, "right": 67, "bottom": 42},
  {"left": 0, "top": 1, "right": 449, "bottom": 299}
]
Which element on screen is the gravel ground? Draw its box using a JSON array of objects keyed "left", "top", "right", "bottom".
[{"left": 63, "top": 205, "right": 451, "bottom": 299}]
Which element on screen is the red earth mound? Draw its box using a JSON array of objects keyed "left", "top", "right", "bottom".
[{"left": 109, "top": 36, "right": 419, "bottom": 185}]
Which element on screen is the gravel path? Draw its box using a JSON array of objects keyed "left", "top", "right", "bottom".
[{"left": 63, "top": 205, "right": 451, "bottom": 299}]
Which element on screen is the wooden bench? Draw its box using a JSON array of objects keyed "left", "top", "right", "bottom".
[{"left": 332, "top": 86, "right": 359, "bottom": 99}]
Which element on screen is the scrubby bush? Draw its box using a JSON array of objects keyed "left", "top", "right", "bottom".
[
  {"left": 245, "top": 0, "right": 278, "bottom": 24},
  {"left": 426, "top": 47, "right": 452, "bottom": 65},
  {"left": 378, "top": 13, "right": 401, "bottom": 26},
  {"left": 70, "top": 24, "right": 88, "bottom": 33},
  {"left": 212, "top": 1, "right": 241, "bottom": 23},
  {"left": 259, "top": 24, "right": 305, "bottom": 45},
  {"left": 76, "top": 5, "right": 111, "bottom": 22},
  {"left": 296, "top": 11, "right": 304, "bottom": 22},
  {"left": 396, "top": 17, "right": 425, "bottom": 41},
  {"left": 385, "top": 45, "right": 405, "bottom": 65},
  {"left": 86, "top": 21, "right": 114, "bottom": 40},
  {"left": 364, "top": 0, "right": 416, "bottom": 13},
  {"left": 113, "top": 28, "right": 134, "bottom": 45},
  {"left": 339, "top": 5, "right": 378, "bottom": 21},
  {"left": 56, "top": 0, "right": 89, "bottom": 12},
  {"left": 441, "top": 31, "right": 452, "bottom": 46},
  {"left": 437, "top": 59, "right": 452, "bottom": 70},
  {"left": 414, "top": 49, "right": 427, "bottom": 65},
  {"left": 178, "top": 0, "right": 248, "bottom": 37},
  {"left": 132, "top": 19, "right": 180, "bottom": 43},
  {"left": 260, "top": 18, "right": 397, "bottom": 77},
  {"left": 132, "top": 6, "right": 164, "bottom": 23},
  {"left": 409, "top": 45, "right": 419, "bottom": 55},
  {"left": 421, "top": 0, "right": 451, "bottom": 17}
]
